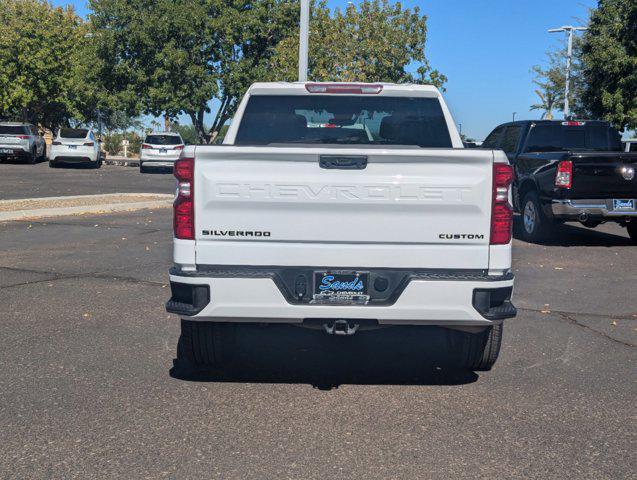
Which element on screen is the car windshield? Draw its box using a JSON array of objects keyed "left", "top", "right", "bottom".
[
  {"left": 59, "top": 128, "right": 88, "bottom": 139},
  {"left": 235, "top": 95, "right": 452, "bottom": 147},
  {"left": 0, "top": 125, "right": 28, "bottom": 135},
  {"left": 524, "top": 123, "right": 623, "bottom": 152},
  {"left": 145, "top": 135, "right": 182, "bottom": 145}
]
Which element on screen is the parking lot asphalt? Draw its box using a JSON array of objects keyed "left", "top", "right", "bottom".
[
  {"left": 0, "top": 160, "right": 175, "bottom": 200},
  {"left": 0, "top": 164, "right": 635, "bottom": 479}
]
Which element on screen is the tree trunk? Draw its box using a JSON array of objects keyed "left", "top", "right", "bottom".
[{"left": 189, "top": 109, "right": 208, "bottom": 144}]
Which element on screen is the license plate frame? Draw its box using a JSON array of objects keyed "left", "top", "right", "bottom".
[
  {"left": 613, "top": 199, "right": 635, "bottom": 211},
  {"left": 312, "top": 271, "right": 370, "bottom": 305},
  {"left": 159, "top": 148, "right": 167, "bottom": 154}
]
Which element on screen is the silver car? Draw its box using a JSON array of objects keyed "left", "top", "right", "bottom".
[
  {"left": 0, "top": 122, "right": 46, "bottom": 164},
  {"left": 139, "top": 132, "right": 185, "bottom": 173}
]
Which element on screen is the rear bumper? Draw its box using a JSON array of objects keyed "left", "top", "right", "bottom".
[
  {"left": 140, "top": 154, "right": 179, "bottom": 167},
  {"left": 551, "top": 199, "right": 637, "bottom": 219},
  {"left": 166, "top": 266, "right": 516, "bottom": 326},
  {"left": 0, "top": 147, "right": 29, "bottom": 158},
  {"left": 50, "top": 154, "right": 97, "bottom": 163}
]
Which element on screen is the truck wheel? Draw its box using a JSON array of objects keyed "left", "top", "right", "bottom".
[
  {"left": 448, "top": 324, "right": 503, "bottom": 371},
  {"left": 176, "top": 320, "right": 236, "bottom": 372},
  {"left": 520, "top": 191, "right": 550, "bottom": 243},
  {"left": 627, "top": 222, "right": 637, "bottom": 244}
]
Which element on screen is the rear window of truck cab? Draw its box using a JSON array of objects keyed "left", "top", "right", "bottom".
[
  {"left": 235, "top": 95, "right": 452, "bottom": 148},
  {"left": 524, "top": 123, "right": 622, "bottom": 152}
]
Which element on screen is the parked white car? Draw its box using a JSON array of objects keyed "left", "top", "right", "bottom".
[
  {"left": 49, "top": 128, "right": 102, "bottom": 168},
  {"left": 0, "top": 122, "right": 46, "bottom": 164},
  {"left": 139, "top": 132, "right": 185, "bottom": 173},
  {"left": 166, "top": 82, "right": 517, "bottom": 374}
]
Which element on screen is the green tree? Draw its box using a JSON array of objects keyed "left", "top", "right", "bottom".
[
  {"left": 170, "top": 122, "right": 201, "bottom": 145},
  {"left": 581, "top": 0, "right": 637, "bottom": 131},
  {"left": 269, "top": 0, "right": 446, "bottom": 89},
  {"left": 90, "top": 0, "right": 298, "bottom": 143},
  {"left": 0, "top": 0, "right": 89, "bottom": 130},
  {"left": 530, "top": 37, "right": 586, "bottom": 119}
]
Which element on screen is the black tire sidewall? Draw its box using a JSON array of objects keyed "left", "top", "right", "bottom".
[{"left": 521, "top": 191, "right": 548, "bottom": 242}]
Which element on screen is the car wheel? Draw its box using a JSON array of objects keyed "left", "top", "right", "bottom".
[
  {"left": 520, "top": 191, "right": 550, "bottom": 243},
  {"left": 627, "top": 222, "right": 637, "bottom": 245},
  {"left": 40, "top": 143, "right": 47, "bottom": 161},
  {"left": 28, "top": 147, "right": 37, "bottom": 164},
  {"left": 139, "top": 162, "right": 148, "bottom": 173},
  {"left": 174, "top": 320, "right": 236, "bottom": 374},
  {"left": 447, "top": 323, "right": 503, "bottom": 371},
  {"left": 48, "top": 161, "right": 57, "bottom": 168}
]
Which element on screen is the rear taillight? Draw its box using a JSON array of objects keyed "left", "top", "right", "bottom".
[
  {"left": 555, "top": 160, "right": 573, "bottom": 189},
  {"left": 174, "top": 145, "right": 184, "bottom": 150},
  {"left": 141, "top": 143, "right": 152, "bottom": 150},
  {"left": 17, "top": 135, "right": 29, "bottom": 139},
  {"left": 173, "top": 157, "right": 194, "bottom": 240},
  {"left": 83, "top": 142, "right": 94, "bottom": 146},
  {"left": 490, "top": 163, "right": 514, "bottom": 245},
  {"left": 305, "top": 83, "right": 383, "bottom": 94},
  {"left": 52, "top": 141, "right": 61, "bottom": 145}
]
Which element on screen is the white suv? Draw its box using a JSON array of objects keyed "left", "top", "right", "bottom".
[
  {"left": 139, "top": 132, "right": 185, "bottom": 173},
  {"left": 49, "top": 128, "right": 102, "bottom": 168},
  {"left": 0, "top": 122, "right": 46, "bottom": 164}
]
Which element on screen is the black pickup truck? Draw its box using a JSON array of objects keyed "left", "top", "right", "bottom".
[{"left": 482, "top": 120, "right": 637, "bottom": 243}]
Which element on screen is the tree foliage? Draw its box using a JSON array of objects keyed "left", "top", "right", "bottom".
[
  {"left": 581, "top": 0, "right": 637, "bottom": 131},
  {"left": 0, "top": 0, "right": 89, "bottom": 130},
  {"left": 269, "top": 0, "right": 446, "bottom": 89},
  {"left": 90, "top": 0, "right": 298, "bottom": 142},
  {"left": 530, "top": 37, "right": 586, "bottom": 120}
]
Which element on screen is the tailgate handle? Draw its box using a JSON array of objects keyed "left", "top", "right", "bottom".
[{"left": 319, "top": 155, "right": 367, "bottom": 170}]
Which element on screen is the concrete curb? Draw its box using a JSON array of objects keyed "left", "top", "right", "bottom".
[
  {"left": 0, "top": 193, "right": 174, "bottom": 222},
  {"left": 104, "top": 157, "right": 140, "bottom": 167}
]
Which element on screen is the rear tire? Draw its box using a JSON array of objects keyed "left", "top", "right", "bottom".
[
  {"left": 139, "top": 162, "right": 148, "bottom": 173},
  {"left": 48, "top": 160, "right": 57, "bottom": 168},
  {"left": 28, "top": 147, "right": 37, "bottom": 164},
  {"left": 175, "top": 320, "right": 236, "bottom": 372},
  {"left": 520, "top": 191, "right": 551, "bottom": 243},
  {"left": 627, "top": 222, "right": 637, "bottom": 245},
  {"left": 448, "top": 323, "right": 503, "bottom": 371}
]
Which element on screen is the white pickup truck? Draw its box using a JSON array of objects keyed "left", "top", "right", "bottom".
[{"left": 166, "top": 82, "right": 516, "bottom": 372}]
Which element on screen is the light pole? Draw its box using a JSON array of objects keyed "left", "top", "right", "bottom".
[
  {"left": 512, "top": 112, "right": 517, "bottom": 122},
  {"left": 548, "top": 25, "right": 587, "bottom": 119},
  {"left": 298, "top": 0, "right": 310, "bottom": 82}
]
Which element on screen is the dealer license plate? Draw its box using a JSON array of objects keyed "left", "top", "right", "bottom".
[
  {"left": 0, "top": 148, "right": 12, "bottom": 154},
  {"left": 613, "top": 199, "right": 635, "bottom": 211},
  {"left": 313, "top": 271, "right": 369, "bottom": 305}
]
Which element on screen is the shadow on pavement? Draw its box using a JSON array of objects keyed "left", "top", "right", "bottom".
[
  {"left": 170, "top": 324, "right": 479, "bottom": 390},
  {"left": 513, "top": 216, "right": 632, "bottom": 247}
]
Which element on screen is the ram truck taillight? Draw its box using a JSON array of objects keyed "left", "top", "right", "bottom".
[
  {"left": 173, "top": 157, "right": 194, "bottom": 240},
  {"left": 555, "top": 160, "right": 573, "bottom": 189},
  {"left": 490, "top": 163, "right": 514, "bottom": 245}
]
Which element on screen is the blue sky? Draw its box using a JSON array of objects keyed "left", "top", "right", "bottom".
[{"left": 54, "top": 0, "right": 596, "bottom": 140}]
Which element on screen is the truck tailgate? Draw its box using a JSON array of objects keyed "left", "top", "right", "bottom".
[
  {"left": 570, "top": 152, "right": 637, "bottom": 198},
  {"left": 193, "top": 146, "right": 495, "bottom": 269}
]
